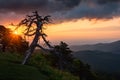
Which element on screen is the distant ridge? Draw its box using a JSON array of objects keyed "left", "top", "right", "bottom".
[
  {"left": 70, "top": 40, "right": 120, "bottom": 54},
  {"left": 72, "top": 40, "right": 120, "bottom": 73},
  {"left": 73, "top": 50, "right": 120, "bottom": 73}
]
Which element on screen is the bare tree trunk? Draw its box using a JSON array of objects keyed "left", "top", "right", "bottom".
[
  {"left": 22, "top": 28, "right": 40, "bottom": 64},
  {"left": 19, "top": 11, "right": 52, "bottom": 65},
  {"left": 58, "top": 53, "right": 63, "bottom": 70}
]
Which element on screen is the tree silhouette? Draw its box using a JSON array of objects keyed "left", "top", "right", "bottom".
[
  {"left": 45, "top": 41, "right": 74, "bottom": 70},
  {"left": 17, "top": 11, "right": 53, "bottom": 64},
  {"left": 0, "top": 25, "right": 28, "bottom": 53},
  {"left": 0, "top": 25, "right": 12, "bottom": 52},
  {"left": 54, "top": 41, "right": 73, "bottom": 70},
  {"left": 8, "top": 35, "right": 29, "bottom": 53}
]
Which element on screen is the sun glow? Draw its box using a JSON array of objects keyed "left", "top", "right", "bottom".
[
  {"left": 5, "top": 17, "right": 120, "bottom": 45},
  {"left": 13, "top": 31, "right": 19, "bottom": 35},
  {"left": 12, "top": 29, "right": 23, "bottom": 35},
  {"left": 7, "top": 25, "right": 25, "bottom": 35}
]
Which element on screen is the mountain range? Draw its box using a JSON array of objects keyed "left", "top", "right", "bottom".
[
  {"left": 71, "top": 40, "right": 120, "bottom": 73},
  {"left": 73, "top": 50, "right": 120, "bottom": 73},
  {"left": 70, "top": 40, "right": 120, "bottom": 54}
]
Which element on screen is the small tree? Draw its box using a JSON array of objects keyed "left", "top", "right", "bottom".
[
  {"left": 46, "top": 41, "right": 74, "bottom": 70},
  {"left": 54, "top": 41, "right": 73, "bottom": 70},
  {"left": 16, "top": 11, "right": 53, "bottom": 64}
]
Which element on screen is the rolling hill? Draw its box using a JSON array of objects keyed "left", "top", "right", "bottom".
[
  {"left": 73, "top": 50, "right": 120, "bottom": 73},
  {"left": 71, "top": 40, "right": 120, "bottom": 54},
  {"left": 72, "top": 40, "right": 120, "bottom": 73}
]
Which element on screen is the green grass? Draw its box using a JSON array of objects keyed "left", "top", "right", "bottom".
[
  {"left": 0, "top": 53, "right": 46, "bottom": 80},
  {"left": 0, "top": 52, "right": 79, "bottom": 80},
  {"left": 0, "top": 62, "right": 46, "bottom": 80}
]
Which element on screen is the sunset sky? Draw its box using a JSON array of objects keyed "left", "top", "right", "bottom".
[{"left": 0, "top": 0, "right": 120, "bottom": 45}]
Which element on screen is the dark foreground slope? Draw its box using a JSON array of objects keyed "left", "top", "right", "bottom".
[
  {"left": 0, "top": 62, "right": 46, "bottom": 80},
  {"left": 0, "top": 53, "right": 78, "bottom": 80}
]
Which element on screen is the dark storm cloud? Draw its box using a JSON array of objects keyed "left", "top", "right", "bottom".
[
  {"left": 97, "top": 0, "right": 120, "bottom": 5},
  {"left": 0, "top": 0, "right": 81, "bottom": 23},
  {"left": 62, "top": 0, "right": 120, "bottom": 21},
  {"left": 0, "top": 0, "right": 81, "bottom": 14},
  {"left": 0, "top": 0, "right": 48, "bottom": 13},
  {"left": 0, "top": 0, "right": 120, "bottom": 22},
  {"left": 53, "top": 0, "right": 81, "bottom": 9},
  {"left": 64, "top": 1, "right": 120, "bottom": 20}
]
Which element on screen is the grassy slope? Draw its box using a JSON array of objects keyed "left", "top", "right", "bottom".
[{"left": 0, "top": 52, "right": 79, "bottom": 80}]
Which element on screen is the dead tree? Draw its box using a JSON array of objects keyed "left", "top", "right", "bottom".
[
  {"left": 16, "top": 11, "right": 53, "bottom": 64},
  {"left": 16, "top": 11, "right": 68, "bottom": 71}
]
